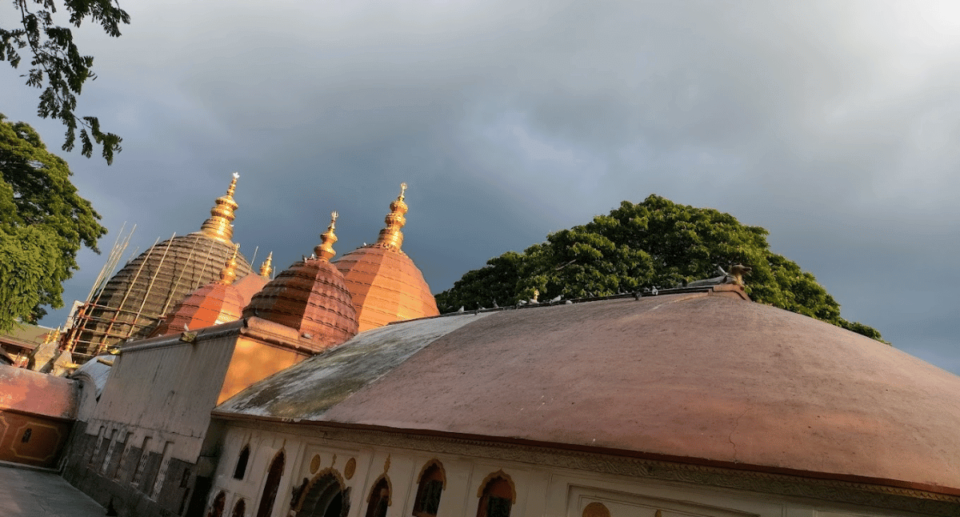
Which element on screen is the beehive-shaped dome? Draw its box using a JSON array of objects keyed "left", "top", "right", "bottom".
[
  {"left": 334, "top": 184, "right": 439, "bottom": 332},
  {"left": 67, "top": 174, "right": 252, "bottom": 359},
  {"left": 152, "top": 246, "right": 248, "bottom": 336},
  {"left": 243, "top": 213, "right": 358, "bottom": 352}
]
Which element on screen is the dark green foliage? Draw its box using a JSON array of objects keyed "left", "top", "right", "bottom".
[
  {"left": 436, "top": 195, "right": 883, "bottom": 342},
  {"left": 1, "top": 0, "right": 129, "bottom": 164},
  {"left": 0, "top": 114, "right": 106, "bottom": 330}
]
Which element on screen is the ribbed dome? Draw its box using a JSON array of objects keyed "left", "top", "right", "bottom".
[
  {"left": 334, "top": 246, "right": 439, "bottom": 332},
  {"left": 66, "top": 174, "right": 250, "bottom": 361},
  {"left": 71, "top": 233, "right": 252, "bottom": 358},
  {"left": 242, "top": 258, "right": 358, "bottom": 352}
]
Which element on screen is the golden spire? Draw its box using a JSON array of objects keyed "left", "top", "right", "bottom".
[
  {"left": 315, "top": 211, "right": 339, "bottom": 261},
  {"left": 219, "top": 244, "right": 240, "bottom": 285},
  {"left": 375, "top": 182, "right": 408, "bottom": 250},
  {"left": 259, "top": 252, "right": 273, "bottom": 278},
  {"left": 200, "top": 172, "right": 240, "bottom": 242}
]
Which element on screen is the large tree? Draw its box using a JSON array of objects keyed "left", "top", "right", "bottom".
[
  {"left": 0, "top": 114, "right": 106, "bottom": 330},
  {"left": 435, "top": 195, "right": 883, "bottom": 341},
  {"left": 1, "top": 0, "right": 129, "bottom": 164}
]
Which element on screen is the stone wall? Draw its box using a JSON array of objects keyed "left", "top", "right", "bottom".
[{"left": 62, "top": 421, "right": 205, "bottom": 517}]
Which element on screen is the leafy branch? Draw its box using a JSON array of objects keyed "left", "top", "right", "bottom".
[{"left": 0, "top": 0, "right": 130, "bottom": 164}]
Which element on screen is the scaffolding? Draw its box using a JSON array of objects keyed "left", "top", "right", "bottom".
[{"left": 61, "top": 229, "right": 254, "bottom": 364}]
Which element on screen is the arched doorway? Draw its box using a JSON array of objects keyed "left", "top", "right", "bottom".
[
  {"left": 297, "top": 473, "right": 349, "bottom": 517},
  {"left": 256, "top": 451, "right": 285, "bottom": 517}
]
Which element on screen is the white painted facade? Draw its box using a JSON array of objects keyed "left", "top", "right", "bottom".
[{"left": 207, "top": 422, "right": 928, "bottom": 517}]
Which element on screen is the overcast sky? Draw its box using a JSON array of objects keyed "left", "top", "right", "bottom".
[{"left": 3, "top": 1, "right": 960, "bottom": 374}]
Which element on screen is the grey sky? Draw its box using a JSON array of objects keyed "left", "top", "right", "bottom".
[{"left": 4, "top": 1, "right": 960, "bottom": 373}]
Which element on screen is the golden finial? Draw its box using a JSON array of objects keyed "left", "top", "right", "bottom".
[
  {"left": 220, "top": 244, "right": 240, "bottom": 285},
  {"left": 375, "top": 182, "right": 408, "bottom": 250},
  {"left": 315, "top": 211, "right": 339, "bottom": 261},
  {"left": 200, "top": 172, "right": 240, "bottom": 242},
  {"left": 259, "top": 252, "right": 273, "bottom": 278}
]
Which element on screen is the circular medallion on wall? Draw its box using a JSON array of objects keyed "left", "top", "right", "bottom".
[
  {"left": 344, "top": 457, "right": 357, "bottom": 479},
  {"left": 310, "top": 454, "right": 322, "bottom": 474}
]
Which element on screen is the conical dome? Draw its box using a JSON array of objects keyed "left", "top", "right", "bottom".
[
  {"left": 66, "top": 175, "right": 252, "bottom": 361},
  {"left": 243, "top": 212, "right": 358, "bottom": 352},
  {"left": 151, "top": 246, "right": 248, "bottom": 336},
  {"left": 334, "top": 183, "right": 439, "bottom": 332}
]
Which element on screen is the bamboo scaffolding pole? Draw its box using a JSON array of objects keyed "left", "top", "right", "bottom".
[
  {"left": 159, "top": 237, "right": 199, "bottom": 316},
  {"left": 96, "top": 237, "right": 159, "bottom": 355},
  {"left": 127, "top": 233, "right": 176, "bottom": 338}
]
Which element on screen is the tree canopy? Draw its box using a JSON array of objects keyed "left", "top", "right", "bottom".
[
  {"left": 1, "top": 0, "right": 129, "bottom": 164},
  {"left": 435, "top": 195, "right": 883, "bottom": 341},
  {"left": 0, "top": 114, "right": 106, "bottom": 330}
]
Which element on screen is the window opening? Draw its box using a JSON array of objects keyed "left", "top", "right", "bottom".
[
  {"left": 365, "top": 477, "right": 390, "bottom": 517},
  {"left": 208, "top": 491, "right": 226, "bottom": 517},
  {"left": 412, "top": 462, "right": 445, "bottom": 517},
  {"left": 234, "top": 445, "right": 250, "bottom": 480},
  {"left": 476, "top": 474, "right": 514, "bottom": 517},
  {"left": 231, "top": 499, "right": 246, "bottom": 517},
  {"left": 256, "top": 450, "right": 285, "bottom": 517}
]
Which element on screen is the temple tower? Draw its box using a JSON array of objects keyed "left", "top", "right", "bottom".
[
  {"left": 63, "top": 174, "right": 253, "bottom": 361},
  {"left": 334, "top": 183, "right": 439, "bottom": 332}
]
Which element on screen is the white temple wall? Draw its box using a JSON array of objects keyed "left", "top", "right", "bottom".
[{"left": 206, "top": 421, "right": 929, "bottom": 517}]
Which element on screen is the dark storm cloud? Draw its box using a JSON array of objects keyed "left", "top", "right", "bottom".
[{"left": 4, "top": 1, "right": 959, "bottom": 372}]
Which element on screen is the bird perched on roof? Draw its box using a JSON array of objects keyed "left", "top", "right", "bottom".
[
  {"left": 492, "top": 299, "right": 499, "bottom": 309},
  {"left": 457, "top": 306, "right": 465, "bottom": 313},
  {"left": 651, "top": 286, "right": 659, "bottom": 296},
  {"left": 549, "top": 294, "right": 562, "bottom": 303}
]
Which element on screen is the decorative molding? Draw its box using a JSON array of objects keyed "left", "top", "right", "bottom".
[
  {"left": 415, "top": 459, "right": 447, "bottom": 490},
  {"left": 294, "top": 467, "right": 346, "bottom": 512},
  {"left": 344, "top": 458, "right": 357, "bottom": 480},
  {"left": 475, "top": 470, "right": 516, "bottom": 503},
  {"left": 10, "top": 420, "right": 63, "bottom": 462},
  {"left": 366, "top": 473, "right": 393, "bottom": 506}
]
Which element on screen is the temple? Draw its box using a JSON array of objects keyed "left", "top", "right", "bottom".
[
  {"left": 61, "top": 174, "right": 254, "bottom": 361},
  {"left": 1, "top": 178, "right": 958, "bottom": 517}
]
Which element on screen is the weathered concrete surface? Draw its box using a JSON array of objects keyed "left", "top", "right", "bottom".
[
  {"left": 0, "top": 463, "right": 105, "bottom": 516},
  {"left": 0, "top": 365, "right": 77, "bottom": 419}
]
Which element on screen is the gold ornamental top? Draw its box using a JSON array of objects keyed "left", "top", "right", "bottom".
[
  {"left": 219, "top": 244, "right": 240, "bottom": 285},
  {"left": 200, "top": 172, "right": 240, "bottom": 242},
  {"left": 259, "top": 252, "right": 273, "bottom": 278},
  {"left": 375, "top": 182, "right": 408, "bottom": 250},
  {"left": 315, "top": 211, "right": 339, "bottom": 261}
]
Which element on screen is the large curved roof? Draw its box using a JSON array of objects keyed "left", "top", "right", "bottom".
[{"left": 216, "top": 289, "right": 960, "bottom": 497}]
